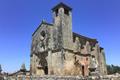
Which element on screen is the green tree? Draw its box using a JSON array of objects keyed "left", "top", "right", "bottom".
[
  {"left": 0, "top": 64, "right": 2, "bottom": 73},
  {"left": 107, "top": 64, "right": 120, "bottom": 74}
]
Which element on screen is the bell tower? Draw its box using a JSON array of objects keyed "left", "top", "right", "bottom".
[{"left": 52, "top": 3, "right": 73, "bottom": 50}]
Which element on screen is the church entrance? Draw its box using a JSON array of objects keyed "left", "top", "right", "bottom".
[
  {"left": 44, "top": 66, "right": 48, "bottom": 75},
  {"left": 82, "top": 66, "right": 85, "bottom": 76},
  {"left": 39, "top": 56, "right": 48, "bottom": 75}
]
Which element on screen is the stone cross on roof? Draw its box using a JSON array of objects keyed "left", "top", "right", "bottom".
[{"left": 20, "top": 63, "right": 26, "bottom": 72}]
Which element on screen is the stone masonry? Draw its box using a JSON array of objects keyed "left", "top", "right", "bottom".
[{"left": 30, "top": 3, "right": 107, "bottom": 76}]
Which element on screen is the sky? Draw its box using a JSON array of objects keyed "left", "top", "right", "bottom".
[{"left": 0, "top": 0, "right": 120, "bottom": 73}]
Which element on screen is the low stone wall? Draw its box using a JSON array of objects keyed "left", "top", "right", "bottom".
[
  {"left": 5, "top": 75, "right": 120, "bottom": 80},
  {"left": 31, "top": 76, "right": 86, "bottom": 80},
  {"left": 102, "top": 75, "right": 120, "bottom": 80}
]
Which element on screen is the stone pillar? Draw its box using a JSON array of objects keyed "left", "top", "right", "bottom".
[
  {"left": 60, "top": 49, "right": 65, "bottom": 75},
  {"left": 48, "top": 50, "right": 52, "bottom": 75}
]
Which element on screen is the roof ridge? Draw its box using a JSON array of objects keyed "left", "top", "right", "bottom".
[
  {"left": 32, "top": 21, "right": 53, "bottom": 36},
  {"left": 73, "top": 32, "right": 97, "bottom": 41}
]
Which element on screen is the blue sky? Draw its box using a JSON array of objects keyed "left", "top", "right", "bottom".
[{"left": 0, "top": 0, "right": 120, "bottom": 73}]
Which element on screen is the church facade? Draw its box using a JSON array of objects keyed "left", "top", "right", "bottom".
[{"left": 30, "top": 3, "right": 107, "bottom": 76}]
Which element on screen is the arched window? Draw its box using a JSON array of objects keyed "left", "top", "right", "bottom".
[{"left": 41, "top": 31, "right": 46, "bottom": 38}]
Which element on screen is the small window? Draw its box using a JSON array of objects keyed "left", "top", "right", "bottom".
[
  {"left": 92, "top": 55, "right": 95, "bottom": 58},
  {"left": 86, "top": 58, "right": 88, "bottom": 61},
  {"left": 41, "top": 31, "right": 45, "bottom": 37},
  {"left": 74, "top": 56, "right": 76, "bottom": 61},
  {"left": 64, "top": 9, "right": 69, "bottom": 15},
  {"left": 55, "top": 9, "right": 58, "bottom": 17}
]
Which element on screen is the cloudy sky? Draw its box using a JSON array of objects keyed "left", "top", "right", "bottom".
[{"left": 0, "top": 0, "right": 120, "bottom": 72}]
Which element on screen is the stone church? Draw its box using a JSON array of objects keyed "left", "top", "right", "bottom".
[{"left": 30, "top": 3, "right": 107, "bottom": 76}]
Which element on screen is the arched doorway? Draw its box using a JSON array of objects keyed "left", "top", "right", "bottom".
[
  {"left": 82, "top": 65, "right": 85, "bottom": 76},
  {"left": 39, "top": 57, "right": 48, "bottom": 75},
  {"left": 44, "top": 66, "right": 48, "bottom": 75}
]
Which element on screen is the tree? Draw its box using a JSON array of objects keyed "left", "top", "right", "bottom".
[
  {"left": 0, "top": 64, "right": 2, "bottom": 73},
  {"left": 107, "top": 64, "right": 120, "bottom": 74}
]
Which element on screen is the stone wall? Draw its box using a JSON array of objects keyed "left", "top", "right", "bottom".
[{"left": 6, "top": 75, "right": 120, "bottom": 80}]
